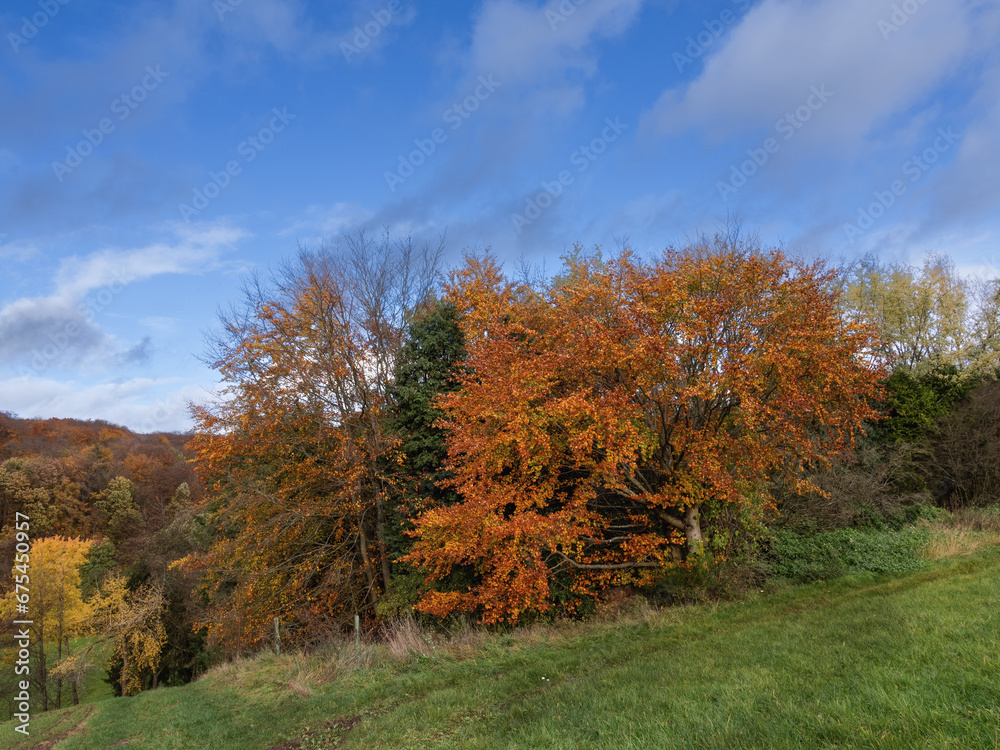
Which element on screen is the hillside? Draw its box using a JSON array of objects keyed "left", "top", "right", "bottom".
[{"left": 6, "top": 547, "right": 999, "bottom": 749}]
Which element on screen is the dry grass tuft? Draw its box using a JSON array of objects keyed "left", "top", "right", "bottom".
[
  {"left": 923, "top": 504, "right": 1000, "bottom": 560},
  {"left": 925, "top": 528, "right": 1000, "bottom": 560},
  {"left": 440, "top": 619, "right": 491, "bottom": 660},
  {"left": 949, "top": 506, "right": 1000, "bottom": 533},
  {"left": 192, "top": 591, "right": 690, "bottom": 699},
  {"left": 380, "top": 614, "right": 496, "bottom": 662},
  {"left": 285, "top": 655, "right": 326, "bottom": 696},
  {"left": 286, "top": 677, "right": 313, "bottom": 697},
  {"left": 310, "top": 640, "right": 378, "bottom": 685},
  {"left": 200, "top": 654, "right": 254, "bottom": 683},
  {"left": 384, "top": 614, "right": 437, "bottom": 660}
]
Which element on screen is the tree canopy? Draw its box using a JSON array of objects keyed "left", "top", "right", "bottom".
[{"left": 406, "top": 241, "right": 886, "bottom": 622}]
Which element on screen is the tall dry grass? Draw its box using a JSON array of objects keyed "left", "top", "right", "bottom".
[{"left": 924, "top": 505, "right": 1000, "bottom": 560}]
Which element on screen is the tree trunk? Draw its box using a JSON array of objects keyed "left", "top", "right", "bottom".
[
  {"left": 121, "top": 649, "right": 128, "bottom": 697},
  {"left": 375, "top": 493, "right": 392, "bottom": 589},
  {"left": 684, "top": 504, "right": 705, "bottom": 560},
  {"left": 56, "top": 635, "right": 63, "bottom": 709},
  {"left": 38, "top": 623, "right": 48, "bottom": 712},
  {"left": 64, "top": 637, "right": 79, "bottom": 705},
  {"left": 358, "top": 526, "right": 378, "bottom": 609}
]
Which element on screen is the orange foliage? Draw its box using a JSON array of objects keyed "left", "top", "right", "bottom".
[
  {"left": 188, "top": 239, "right": 439, "bottom": 652},
  {"left": 406, "top": 242, "right": 886, "bottom": 623}
]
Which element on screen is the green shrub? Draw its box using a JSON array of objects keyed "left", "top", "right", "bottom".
[
  {"left": 375, "top": 568, "right": 426, "bottom": 621},
  {"left": 886, "top": 503, "right": 949, "bottom": 529},
  {"left": 768, "top": 526, "right": 930, "bottom": 583}
]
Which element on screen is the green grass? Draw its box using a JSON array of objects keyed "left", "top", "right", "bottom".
[
  {"left": 0, "top": 637, "right": 114, "bottom": 722},
  {"left": 66, "top": 637, "right": 116, "bottom": 708},
  {"left": 4, "top": 549, "right": 1000, "bottom": 749}
]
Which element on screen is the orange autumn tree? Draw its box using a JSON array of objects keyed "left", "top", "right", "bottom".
[
  {"left": 407, "top": 240, "right": 886, "bottom": 623},
  {"left": 189, "top": 231, "right": 441, "bottom": 651}
]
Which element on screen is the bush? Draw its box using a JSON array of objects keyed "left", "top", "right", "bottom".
[
  {"left": 872, "top": 367, "right": 975, "bottom": 445},
  {"left": 774, "top": 442, "right": 931, "bottom": 532},
  {"left": 928, "top": 379, "right": 1000, "bottom": 509},
  {"left": 768, "top": 526, "right": 930, "bottom": 583}
]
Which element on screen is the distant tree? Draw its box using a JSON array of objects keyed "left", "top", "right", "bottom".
[
  {"left": 0, "top": 458, "right": 51, "bottom": 534},
  {"left": 95, "top": 477, "right": 145, "bottom": 560},
  {"left": 0, "top": 457, "right": 84, "bottom": 537},
  {"left": 839, "top": 253, "right": 999, "bottom": 377},
  {"left": 967, "top": 276, "right": 1000, "bottom": 377},
  {"left": 79, "top": 540, "right": 117, "bottom": 600}
]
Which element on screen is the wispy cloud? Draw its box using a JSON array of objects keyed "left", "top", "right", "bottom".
[
  {"left": 640, "top": 0, "right": 988, "bottom": 148},
  {"left": 0, "top": 224, "right": 246, "bottom": 372}
]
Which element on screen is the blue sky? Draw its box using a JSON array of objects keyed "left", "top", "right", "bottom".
[{"left": 1, "top": 0, "right": 998, "bottom": 431}]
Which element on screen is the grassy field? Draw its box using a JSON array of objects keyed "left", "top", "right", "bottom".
[
  {"left": 0, "top": 637, "right": 114, "bottom": 723},
  {"left": 4, "top": 543, "right": 999, "bottom": 749}
]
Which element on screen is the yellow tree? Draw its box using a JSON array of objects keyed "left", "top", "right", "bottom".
[
  {"left": 90, "top": 575, "right": 166, "bottom": 696},
  {"left": 839, "top": 253, "right": 971, "bottom": 373},
  {"left": 0, "top": 537, "right": 93, "bottom": 710},
  {"left": 968, "top": 276, "right": 1000, "bottom": 377}
]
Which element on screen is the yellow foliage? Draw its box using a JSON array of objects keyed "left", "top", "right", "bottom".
[
  {"left": 0, "top": 536, "right": 93, "bottom": 642},
  {"left": 841, "top": 252, "right": 999, "bottom": 376},
  {"left": 91, "top": 575, "right": 166, "bottom": 695}
]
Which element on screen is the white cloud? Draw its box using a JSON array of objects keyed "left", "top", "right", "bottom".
[
  {"left": 53, "top": 223, "right": 248, "bottom": 298},
  {"left": 641, "top": 0, "right": 984, "bottom": 148},
  {"left": 0, "top": 236, "right": 40, "bottom": 263},
  {"left": 0, "top": 376, "right": 204, "bottom": 433},
  {"left": 0, "top": 224, "right": 247, "bottom": 371}
]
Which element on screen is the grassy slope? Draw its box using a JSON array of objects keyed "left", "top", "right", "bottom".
[
  {"left": 0, "top": 638, "right": 114, "bottom": 724},
  {"left": 5, "top": 549, "right": 1000, "bottom": 750}
]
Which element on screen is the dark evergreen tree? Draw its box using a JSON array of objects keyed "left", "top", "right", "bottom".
[{"left": 383, "top": 300, "right": 466, "bottom": 571}]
